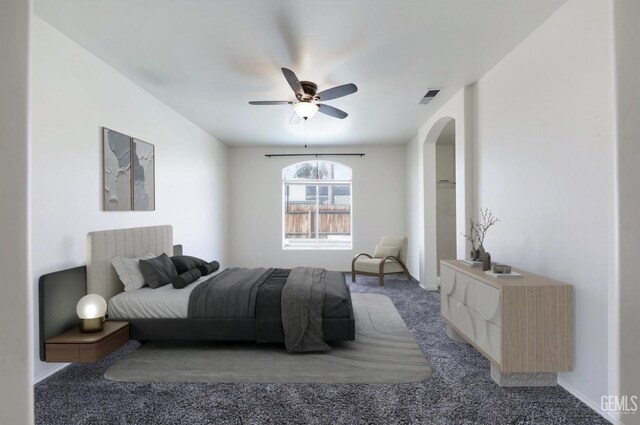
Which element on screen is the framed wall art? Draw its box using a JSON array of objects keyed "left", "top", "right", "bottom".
[
  {"left": 132, "top": 138, "right": 155, "bottom": 211},
  {"left": 103, "top": 128, "right": 132, "bottom": 211},
  {"left": 103, "top": 128, "right": 155, "bottom": 211}
]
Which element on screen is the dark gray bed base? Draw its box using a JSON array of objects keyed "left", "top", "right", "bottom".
[{"left": 127, "top": 317, "right": 355, "bottom": 342}]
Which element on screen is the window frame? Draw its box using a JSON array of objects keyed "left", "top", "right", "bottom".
[{"left": 282, "top": 161, "right": 353, "bottom": 250}]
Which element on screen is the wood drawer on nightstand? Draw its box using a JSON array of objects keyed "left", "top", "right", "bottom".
[{"left": 46, "top": 321, "right": 129, "bottom": 363}]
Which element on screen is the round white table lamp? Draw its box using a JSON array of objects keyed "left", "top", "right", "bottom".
[{"left": 76, "top": 294, "right": 107, "bottom": 332}]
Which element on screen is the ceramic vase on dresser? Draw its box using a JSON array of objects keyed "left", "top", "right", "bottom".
[{"left": 482, "top": 252, "right": 491, "bottom": 271}]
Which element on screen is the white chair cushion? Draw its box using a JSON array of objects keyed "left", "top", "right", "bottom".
[
  {"left": 373, "top": 245, "right": 400, "bottom": 258},
  {"left": 354, "top": 257, "right": 404, "bottom": 274}
]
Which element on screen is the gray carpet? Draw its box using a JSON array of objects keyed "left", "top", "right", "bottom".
[
  {"left": 104, "top": 294, "right": 432, "bottom": 384},
  {"left": 35, "top": 274, "right": 609, "bottom": 425}
]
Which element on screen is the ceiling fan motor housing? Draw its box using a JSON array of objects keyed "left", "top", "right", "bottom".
[{"left": 300, "top": 81, "right": 318, "bottom": 100}]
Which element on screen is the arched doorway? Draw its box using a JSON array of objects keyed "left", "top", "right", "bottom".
[
  {"left": 435, "top": 121, "right": 457, "bottom": 277},
  {"left": 422, "top": 116, "right": 460, "bottom": 289}
]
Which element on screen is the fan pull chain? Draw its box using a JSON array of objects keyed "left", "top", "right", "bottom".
[{"left": 304, "top": 119, "right": 307, "bottom": 148}]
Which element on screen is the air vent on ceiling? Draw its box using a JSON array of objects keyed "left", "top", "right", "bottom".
[{"left": 419, "top": 88, "right": 442, "bottom": 105}]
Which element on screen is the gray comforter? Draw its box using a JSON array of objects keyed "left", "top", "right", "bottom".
[
  {"left": 188, "top": 267, "right": 270, "bottom": 318},
  {"left": 281, "top": 267, "right": 331, "bottom": 353},
  {"left": 188, "top": 267, "right": 341, "bottom": 352}
]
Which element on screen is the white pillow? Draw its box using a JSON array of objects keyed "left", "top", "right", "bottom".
[
  {"left": 373, "top": 245, "right": 400, "bottom": 259},
  {"left": 111, "top": 252, "right": 155, "bottom": 291}
]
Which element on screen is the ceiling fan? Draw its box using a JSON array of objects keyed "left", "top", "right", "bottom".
[{"left": 249, "top": 68, "right": 358, "bottom": 120}]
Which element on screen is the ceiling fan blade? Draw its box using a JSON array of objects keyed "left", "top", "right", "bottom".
[
  {"left": 248, "top": 101, "right": 292, "bottom": 105},
  {"left": 316, "top": 83, "right": 358, "bottom": 101},
  {"left": 317, "top": 104, "right": 348, "bottom": 119},
  {"left": 281, "top": 67, "right": 305, "bottom": 98}
]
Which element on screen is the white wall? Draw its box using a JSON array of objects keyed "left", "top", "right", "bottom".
[
  {"left": 228, "top": 146, "right": 406, "bottom": 271},
  {"left": 30, "top": 17, "right": 229, "bottom": 381},
  {"left": 472, "top": 0, "right": 614, "bottom": 415},
  {"left": 614, "top": 1, "right": 640, "bottom": 423},
  {"left": 405, "top": 135, "right": 420, "bottom": 276},
  {"left": 0, "top": 1, "right": 33, "bottom": 424}
]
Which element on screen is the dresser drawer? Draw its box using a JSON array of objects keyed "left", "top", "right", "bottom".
[
  {"left": 443, "top": 295, "right": 475, "bottom": 342},
  {"left": 442, "top": 265, "right": 501, "bottom": 326},
  {"left": 468, "top": 278, "right": 501, "bottom": 326},
  {"left": 471, "top": 309, "right": 501, "bottom": 363},
  {"left": 441, "top": 290, "right": 452, "bottom": 320},
  {"left": 442, "top": 264, "right": 470, "bottom": 304},
  {"left": 441, "top": 265, "right": 456, "bottom": 296}
]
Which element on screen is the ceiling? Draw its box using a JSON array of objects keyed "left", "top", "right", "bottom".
[{"left": 34, "top": 0, "right": 565, "bottom": 147}]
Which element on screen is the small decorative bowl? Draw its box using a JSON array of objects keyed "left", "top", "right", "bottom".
[{"left": 492, "top": 264, "right": 511, "bottom": 274}]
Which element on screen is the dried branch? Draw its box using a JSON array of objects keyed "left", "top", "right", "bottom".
[
  {"left": 460, "top": 217, "right": 479, "bottom": 250},
  {"left": 475, "top": 208, "right": 500, "bottom": 246}
]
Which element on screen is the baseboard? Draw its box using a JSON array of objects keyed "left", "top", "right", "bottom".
[
  {"left": 420, "top": 281, "right": 438, "bottom": 291},
  {"left": 558, "top": 378, "right": 618, "bottom": 424},
  {"left": 34, "top": 363, "right": 68, "bottom": 384}
]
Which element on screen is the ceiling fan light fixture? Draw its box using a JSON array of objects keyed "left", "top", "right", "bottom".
[
  {"left": 249, "top": 68, "right": 355, "bottom": 121},
  {"left": 294, "top": 102, "right": 319, "bottom": 120}
]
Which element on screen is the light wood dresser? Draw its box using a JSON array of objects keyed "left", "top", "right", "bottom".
[{"left": 440, "top": 260, "right": 573, "bottom": 386}]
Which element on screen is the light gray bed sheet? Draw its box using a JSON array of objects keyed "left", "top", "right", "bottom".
[{"left": 108, "top": 275, "right": 210, "bottom": 319}]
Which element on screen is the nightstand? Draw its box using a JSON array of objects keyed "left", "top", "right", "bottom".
[{"left": 45, "top": 321, "right": 129, "bottom": 363}]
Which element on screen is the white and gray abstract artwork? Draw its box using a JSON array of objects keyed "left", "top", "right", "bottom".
[
  {"left": 132, "top": 139, "right": 155, "bottom": 211},
  {"left": 103, "top": 128, "right": 132, "bottom": 211}
]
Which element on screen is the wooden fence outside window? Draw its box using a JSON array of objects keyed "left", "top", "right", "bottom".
[{"left": 284, "top": 203, "right": 351, "bottom": 239}]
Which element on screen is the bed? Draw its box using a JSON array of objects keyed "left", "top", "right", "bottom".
[{"left": 87, "top": 225, "right": 355, "bottom": 347}]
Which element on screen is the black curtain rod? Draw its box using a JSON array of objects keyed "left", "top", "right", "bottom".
[{"left": 265, "top": 153, "right": 365, "bottom": 158}]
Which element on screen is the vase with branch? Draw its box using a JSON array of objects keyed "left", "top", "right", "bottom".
[{"left": 461, "top": 208, "right": 500, "bottom": 262}]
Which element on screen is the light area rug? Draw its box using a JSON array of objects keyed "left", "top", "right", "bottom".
[{"left": 104, "top": 293, "right": 432, "bottom": 384}]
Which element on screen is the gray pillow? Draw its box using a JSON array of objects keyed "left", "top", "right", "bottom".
[
  {"left": 139, "top": 253, "right": 178, "bottom": 289},
  {"left": 111, "top": 251, "right": 155, "bottom": 291}
]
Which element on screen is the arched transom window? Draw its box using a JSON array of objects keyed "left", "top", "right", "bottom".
[{"left": 282, "top": 161, "right": 352, "bottom": 249}]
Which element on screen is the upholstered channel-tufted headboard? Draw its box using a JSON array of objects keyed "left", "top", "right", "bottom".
[{"left": 86, "top": 225, "right": 173, "bottom": 301}]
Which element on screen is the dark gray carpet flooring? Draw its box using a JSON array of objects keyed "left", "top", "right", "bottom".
[{"left": 35, "top": 275, "right": 608, "bottom": 425}]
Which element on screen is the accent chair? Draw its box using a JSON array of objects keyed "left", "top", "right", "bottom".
[{"left": 351, "top": 236, "right": 411, "bottom": 286}]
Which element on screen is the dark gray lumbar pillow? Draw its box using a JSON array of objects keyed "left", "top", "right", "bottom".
[
  {"left": 139, "top": 253, "right": 178, "bottom": 289},
  {"left": 169, "top": 255, "right": 208, "bottom": 274},
  {"left": 197, "top": 261, "right": 220, "bottom": 277},
  {"left": 172, "top": 268, "right": 202, "bottom": 289}
]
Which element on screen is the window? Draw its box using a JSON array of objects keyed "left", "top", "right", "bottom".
[{"left": 283, "top": 161, "right": 352, "bottom": 249}]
